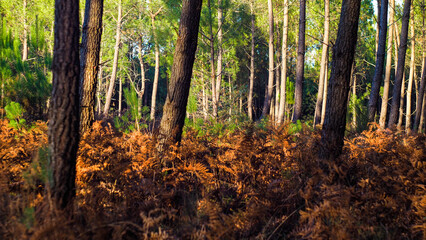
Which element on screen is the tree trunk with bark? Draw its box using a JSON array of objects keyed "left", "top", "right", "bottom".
[
  {"left": 292, "top": 0, "right": 306, "bottom": 123},
  {"left": 314, "top": 0, "right": 330, "bottom": 126},
  {"left": 320, "top": 0, "right": 361, "bottom": 160},
  {"left": 277, "top": 0, "right": 289, "bottom": 124},
  {"left": 150, "top": 7, "right": 162, "bottom": 122},
  {"left": 103, "top": 0, "right": 122, "bottom": 116},
  {"left": 261, "top": 0, "right": 274, "bottom": 118},
  {"left": 22, "top": 0, "right": 28, "bottom": 61},
  {"left": 157, "top": 0, "right": 202, "bottom": 152},
  {"left": 368, "top": 0, "right": 388, "bottom": 123},
  {"left": 406, "top": 6, "right": 415, "bottom": 131},
  {"left": 379, "top": 0, "right": 395, "bottom": 129},
  {"left": 388, "top": 0, "right": 412, "bottom": 128},
  {"left": 248, "top": 1, "right": 255, "bottom": 121},
  {"left": 80, "top": 0, "right": 104, "bottom": 134},
  {"left": 49, "top": 0, "right": 80, "bottom": 210},
  {"left": 207, "top": 0, "right": 217, "bottom": 118},
  {"left": 216, "top": 0, "right": 223, "bottom": 109}
]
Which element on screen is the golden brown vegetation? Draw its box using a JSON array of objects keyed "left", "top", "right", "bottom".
[{"left": 0, "top": 119, "right": 424, "bottom": 239}]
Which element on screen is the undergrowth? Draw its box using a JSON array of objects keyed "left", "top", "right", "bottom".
[{"left": 0, "top": 119, "right": 424, "bottom": 239}]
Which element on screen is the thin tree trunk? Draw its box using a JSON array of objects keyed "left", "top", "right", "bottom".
[
  {"left": 368, "top": 0, "right": 388, "bottom": 122},
  {"left": 228, "top": 74, "right": 232, "bottom": 117},
  {"left": 292, "top": 0, "right": 306, "bottom": 123},
  {"left": 352, "top": 66, "right": 357, "bottom": 130},
  {"left": 103, "top": 0, "right": 122, "bottom": 116},
  {"left": 321, "top": 50, "right": 329, "bottom": 125},
  {"left": 415, "top": 62, "right": 426, "bottom": 131},
  {"left": 320, "top": 0, "right": 361, "bottom": 160},
  {"left": 118, "top": 78, "right": 122, "bottom": 116},
  {"left": 248, "top": 1, "right": 255, "bottom": 121},
  {"left": 406, "top": 6, "right": 415, "bottom": 131},
  {"left": 314, "top": 0, "right": 330, "bottom": 126},
  {"left": 157, "top": 0, "right": 202, "bottom": 152},
  {"left": 49, "top": 0, "right": 80, "bottom": 210},
  {"left": 275, "top": 26, "right": 281, "bottom": 122},
  {"left": 80, "top": 0, "right": 104, "bottom": 133},
  {"left": 261, "top": 0, "right": 274, "bottom": 118},
  {"left": 398, "top": 71, "right": 406, "bottom": 130},
  {"left": 208, "top": 0, "right": 217, "bottom": 118},
  {"left": 97, "top": 59, "right": 102, "bottom": 115},
  {"left": 278, "top": 0, "right": 289, "bottom": 124},
  {"left": 388, "top": 0, "right": 412, "bottom": 128},
  {"left": 420, "top": 94, "right": 426, "bottom": 131},
  {"left": 202, "top": 70, "right": 208, "bottom": 120},
  {"left": 150, "top": 7, "right": 162, "bottom": 122},
  {"left": 380, "top": 0, "right": 395, "bottom": 129},
  {"left": 22, "top": 0, "right": 28, "bottom": 61},
  {"left": 138, "top": 39, "right": 146, "bottom": 117},
  {"left": 376, "top": 0, "right": 382, "bottom": 53},
  {"left": 216, "top": 0, "right": 223, "bottom": 106}
]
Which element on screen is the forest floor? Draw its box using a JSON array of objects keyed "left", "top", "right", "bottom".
[{"left": 0, "top": 119, "right": 425, "bottom": 239}]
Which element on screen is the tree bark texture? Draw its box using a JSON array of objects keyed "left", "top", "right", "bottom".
[
  {"left": 277, "top": 0, "right": 289, "bottom": 123},
  {"left": 292, "top": 0, "right": 306, "bottom": 123},
  {"left": 388, "top": 0, "right": 411, "bottom": 128},
  {"left": 157, "top": 0, "right": 202, "bottom": 151},
  {"left": 22, "top": 0, "right": 28, "bottom": 61},
  {"left": 248, "top": 1, "right": 255, "bottom": 121},
  {"left": 321, "top": 50, "right": 329, "bottom": 125},
  {"left": 208, "top": 0, "right": 217, "bottom": 118},
  {"left": 415, "top": 58, "right": 426, "bottom": 131},
  {"left": 368, "top": 0, "right": 388, "bottom": 123},
  {"left": 320, "top": 0, "right": 361, "bottom": 160},
  {"left": 49, "top": 0, "right": 80, "bottom": 210},
  {"left": 216, "top": 0, "right": 223, "bottom": 107},
  {"left": 406, "top": 6, "right": 415, "bottom": 131},
  {"left": 314, "top": 0, "right": 330, "bottom": 126},
  {"left": 150, "top": 7, "right": 162, "bottom": 122},
  {"left": 80, "top": 0, "right": 104, "bottom": 134},
  {"left": 261, "top": 0, "right": 274, "bottom": 118},
  {"left": 379, "top": 0, "right": 395, "bottom": 129},
  {"left": 103, "top": 0, "right": 122, "bottom": 116}
]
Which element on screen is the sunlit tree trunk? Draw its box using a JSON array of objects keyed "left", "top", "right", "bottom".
[
  {"left": 22, "top": 0, "right": 28, "bottom": 61},
  {"left": 138, "top": 39, "right": 146, "bottom": 117},
  {"left": 368, "top": 0, "right": 388, "bottom": 123},
  {"left": 388, "top": 0, "right": 411, "bottom": 128},
  {"left": 157, "top": 0, "right": 202, "bottom": 152},
  {"left": 406, "top": 6, "right": 415, "bottom": 131},
  {"left": 277, "top": 0, "right": 289, "bottom": 124},
  {"left": 314, "top": 0, "right": 330, "bottom": 126},
  {"left": 103, "top": 0, "right": 122, "bottom": 116},
  {"left": 208, "top": 0, "right": 217, "bottom": 118},
  {"left": 49, "top": 0, "right": 80, "bottom": 210},
  {"left": 414, "top": 4, "right": 426, "bottom": 132},
  {"left": 262, "top": 0, "right": 274, "bottom": 118},
  {"left": 150, "top": 7, "right": 162, "bottom": 122},
  {"left": 352, "top": 65, "right": 357, "bottom": 130},
  {"left": 97, "top": 51, "right": 103, "bottom": 115},
  {"left": 275, "top": 26, "right": 281, "bottom": 122},
  {"left": 420, "top": 94, "right": 426, "bottom": 131},
  {"left": 292, "top": 0, "right": 306, "bottom": 123},
  {"left": 80, "top": 0, "right": 104, "bottom": 133},
  {"left": 248, "top": 1, "right": 255, "bottom": 121},
  {"left": 379, "top": 0, "right": 395, "bottom": 129},
  {"left": 321, "top": 51, "right": 329, "bottom": 126},
  {"left": 320, "top": 0, "right": 361, "bottom": 160},
  {"left": 216, "top": 0, "right": 223, "bottom": 109}
]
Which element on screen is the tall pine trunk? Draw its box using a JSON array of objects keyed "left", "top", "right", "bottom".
[
  {"left": 80, "top": 0, "right": 104, "bottom": 133},
  {"left": 103, "top": 0, "right": 122, "bottom": 116},
  {"left": 49, "top": 0, "right": 80, "bottom": 210},
  {"left": 157, "top": 0, "right": 202, "bottom": 152},
  {"left": 379, "top": 0, "right": 395, "bottom": 129},
  {"left": 314, "top": 0, "right": 330, "bottom": 126},
  {"left": 406, "top": 6, "right": 415, "bottom": 131},
  {"left": 248, "top": 1, "right": 255, "bottom": 121},
  {"left": 208, "top": 0, "right": 217, "bottom": 118},
  {"left": 388, "top": 0, "right": 411, "bottom": 128},
  {"left": 368, "top": 0, "right": 388, "bottom": 122},
  {"left": 292, "top": 0, "right": 306, "bottom": 123},
  {"left": 216, "top": 0, "right": 223, "bottom": 108},
  {"left": 277, "top": 0, "right": 289, "bottom": 123},
  {"left": 320, "top": 0, "right": 361, "bottom": 160},
  {"left": 262, "top": 0, "right": 274, "bottom": 118},
  {"left": 22, "top": 0, "right": 28, "bottom": 61},
  {"left": 150, "top": 7, "right": 162, "bottom": 122}
]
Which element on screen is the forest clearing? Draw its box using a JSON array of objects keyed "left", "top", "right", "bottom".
[{"left": 0, "top": 0, "right": 426, "bottom": 239}]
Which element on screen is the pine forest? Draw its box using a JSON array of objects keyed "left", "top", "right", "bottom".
[{"left": 0, "top": 0, "right": 425, "bottom": 239}]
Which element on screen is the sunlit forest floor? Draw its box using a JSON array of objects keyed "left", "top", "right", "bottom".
[{"left": 0, "top": 118, "right": 425, "bottom": 239}]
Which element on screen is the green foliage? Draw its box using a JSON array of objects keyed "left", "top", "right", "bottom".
[{"left": 5, "top": 101, "right": 26, "bottom": 130}]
